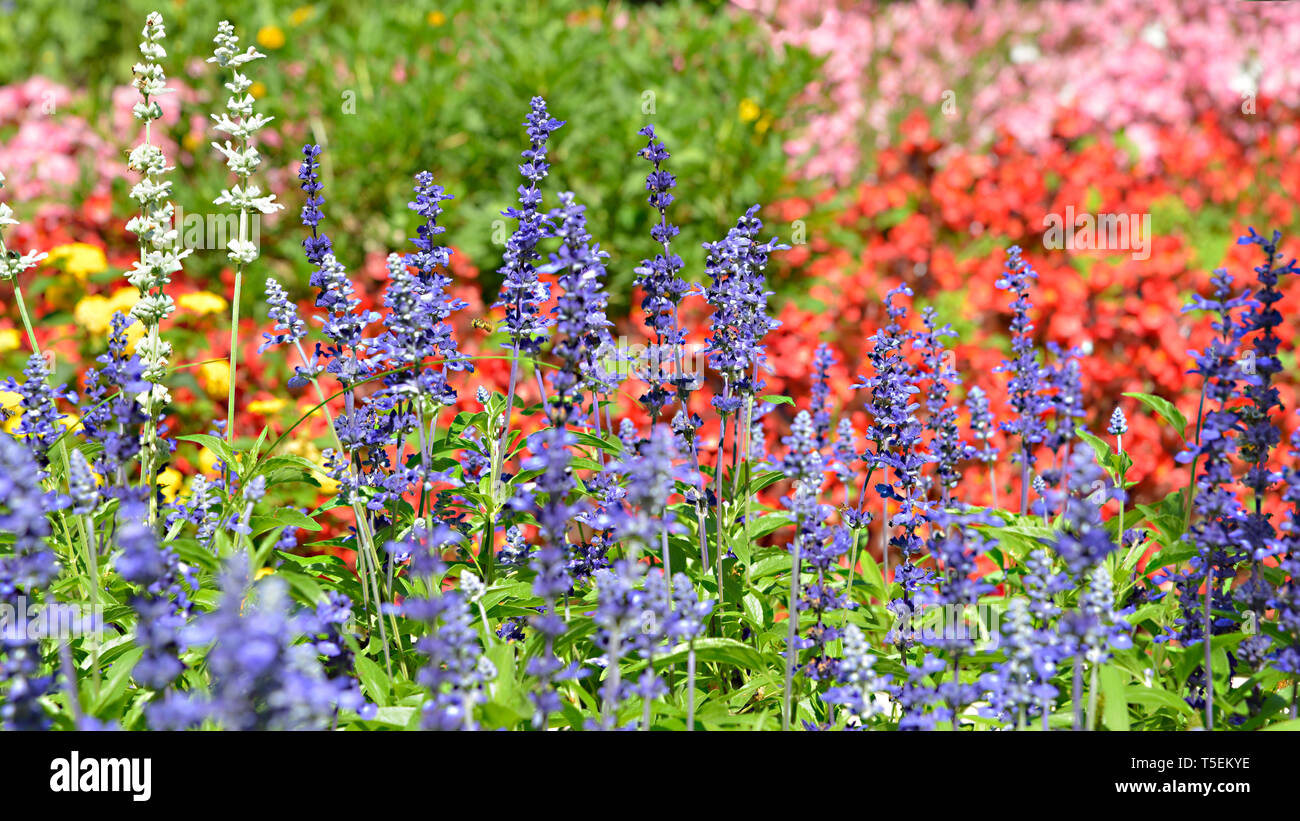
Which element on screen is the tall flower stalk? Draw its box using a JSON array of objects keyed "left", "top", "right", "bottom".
[
  {"left": 208, "top": 20, "right": 281, "bottom": 446},
  {"left": 994, "top": 246, "right": 1047, "bottom": 515},
  {"left": 126, "top": 12, "right": 187, "bottom": 525}
]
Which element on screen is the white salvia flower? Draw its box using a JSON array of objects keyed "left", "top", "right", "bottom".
[
  {"left": 226, "top": 238, "right": 260, "bottom": 265},
  {"left": 208, "top": 20, "right": 281, "bottom": 267},
  {"left": 0, "top": 170, "right": 47, "bottom": 281},
  {"left": 0, "top": 249, "right": 47, "bottom": 282}
]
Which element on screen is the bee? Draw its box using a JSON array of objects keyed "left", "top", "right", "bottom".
[{"left": 471, "top": 317, "right": 495, "bottom": 333}]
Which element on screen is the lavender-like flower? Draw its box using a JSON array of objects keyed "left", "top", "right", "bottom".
[
  {"left": 993, "top": 246, "right": 1048, "bottom": 513},
  {"left": 1170, "top": 266, "right": 1257, "bottom": 726},
  {"left": 258, "top": 278, "right": 307, "bottom": 353},
  {"left": 915, "top": 307, "right": 970, "bottom": 502},
  {"left": 150, "top": 559, "right": 346, "bottom": 730},
  {"left": 1, "top": 353, "right": 76, "bottom": 468},
  {"left": 542, "top": 191, "right": 617, "bottom": 425},
  {"left": 702, "top": 205, "right": 786, "bottom": 417},
  {"left": 1107, "top": 406, "right": 1128, "bottom": 437},
  {"left": 809, "top": 343, "right": 836, "bottom": 452},
  {"left": 823, "top": 623, "right": 888, "bottom": 729},
  {"left": 633, "top": 125, "right": 690, "bottom": 421},
  {"left": 117, "top": 499, "right": 193, "bottom": 690}
]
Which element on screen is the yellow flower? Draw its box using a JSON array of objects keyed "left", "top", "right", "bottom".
[
  {"left": 177, "top": 291, "right": 228, "bottom": 316},
  {"left": 107, "top": 286, "right": 139, "bottom": 316},
  {"left": 46, "top": 243, "right": 107, "bottom": 279},
  {"left": 0, "top": 329, "right": 21, "bottom": 353},
  {"left": 427, "top": 10, "right": 446, "bottom": 26},
  {"left": 756, "top": 114, "right": 773, "bottom": 135},
  {"left": 74, "top": 295, "right": 115, "bottom": 336},
  {"left": 738, "top": 98, "right": 761, "bottom": 123},
  {"left": 248, "top": 397, "right": 286, "bottom": 416},
  {"left": 289, "top": 6, "right": 314, "bottom": 25},
  {"left": 198, "top": 360, "right": 231, "bottom": 399},
  {"left": 198, "top": 446, "right": 222, "bottom": 475},
  {"left": 249, "top": 81, "right": 267, "bottom": 100},
  {"left": 123, "top": 321, "right": 147, "bottom": 356},
  {"left": 0, "top": 390, "right": 21, "bottom": 434},
  {"left": 255, "top": 566, "right": 276, "bottom": 580},
  {"left": 256, "top": 25, "right": 286, "bottom": 50},
  {"left": 156, "top": 467, "right": 183, "bottom": 504},
  {"left": 182, "top": 130, "right": 202, "bottom": 153}
]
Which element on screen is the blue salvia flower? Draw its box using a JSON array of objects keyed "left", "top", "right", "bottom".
[
  {"left": 612, "top": 424, "right": 684, "bottom": 562},
  {"left": 1235, "top": 229, "right": 1297, "bottom": 648},
  {"left": 371, "top": 171, "right": 471, "bottom": 401},
  {"left": 777, "top": 410, "right": 827, "bottom": 727},
  {"left": 626, "top": 568, "right": 672, "bottom": 724},
  {"left": 668, "top": 572, "right": 714, "bottom": 643},
  {"left": 151, "top": 559, "right": 348, "bottom": 730},
  {"left": 385, "top": 525, "right": 494, "bottom": 730},
  {"left": 495, "top": 524, "right": 531, "bottom": 568},
  {"left": 0, "top": 433, "right": 58, "bottom": 730},
  {"left": 299, "top": 591, "right": 374, "bottom": 720},
  {"left": 258, "top": 277, "right": 307, "bottom": 354},
  {"left": 67, "top": 448, "right": 98, "bottom": 515},
  {"left": 309, "top": 252, "right": 380, "bottom": 393},
  {"left": 800, "top": 524, "right": 851, "bottom": 681},
  {"left": 298, "top": 144, "right": 333, "bottom": 265},
  {"left": 1042, "top": 342, "right": 1085, "bottom": 474},
  {"left": 0, "top": 432, "right": 59, "bottom": 596},
  {"left": 1107, "top": 406, "right": 1128, "bottom": 436},
  {"left": 823, "top": 623, "right": 888, "bottom": 729},
  {"left": 117, "top": 498, "right": 193, "bottom": 690},
  {"left": 494, "top": 97, "right": 563, "bottom": 358},
  {"left": 412, "top": 589, "right": 495, "bottom": 731},
  {"left": 993, "top": 246, "right": 1048, "bottom": 511},
  {"left": 633, "top": 125, "right": 690, "bottom": 420},
  {"left": 914, "top": 510, "right": 1000, "bottom": 730},
  {"left": 915, "top": 307, "right": 970, "bottom": 502},
  {"left": 965, "top": 385, "right": 998, "bottom": 465},
  {"left": 895, "top": 654, "right": 951, "bottom": 731},
  {"left": 519, "top": 423, "right": 582, "bottom": 727},
  {"left": 851, "top": 284, "right": 922, "bottom": 502},
  {"left": 1022, "top": 548, "right": 1069, "bottom": 624},
  {"left": 809, "top": 343, "right": 835, "bottom": 452},
  {"left": 592, "top": 560, "right": 645, "bottom": 729},
  {"left": 78, "top": 313, "right": 150, "bottom": 484},
  {"left": 1048, "top": 445, "right": 1121, "bottom": 578},
  {"left": 702, "top": 205, "right": 786, "bottom": 416},
  {"left": 169, "top": 473, "right": 222, "bottom": 551},
  {"left": 982, "top": 597, "right": 1059, "bottom": 729},
  {"left": 851, "top": 287, "right": 932, "bottom": 634},
  {"left": 1165, "top": 267, "right": 1257, "bottom": 716},
  {"left": 1061, "top": 564, "right": 1132, "bottom": 666},
  {"left": 1237, "top": 228, "right": 1295, "bottom": 507},
  {"left": 1, "top": 352, "right": 76, "bottom": 468},
  {"left": 542, "top": 191, "right": 618, "bottom": 424}
]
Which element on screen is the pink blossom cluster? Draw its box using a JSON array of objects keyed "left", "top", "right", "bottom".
[{"left": 736, "top": 0, "right": 1300, "bottom": 182}]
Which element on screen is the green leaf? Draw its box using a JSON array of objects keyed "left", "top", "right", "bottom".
[
  {"left": 250, "top": 508, "right": 322, "bottom": 537},
  {"left": 90, "top": 647, "right": 142, "bottom": 714},
  {"left": 654, "top": 637, "right": 766, "bottom": 671},
  {"left": 1099, "top": 665, "right": 1130, "bottom": 731},
  {"left": 177, "top": 434, "right": 235, "bottom": 466},
  {"left": 1123, "top": 391, "right": 1188, "bottom": 438},
  {"left": 759, "top": 394, "right": 794, "bottom": 407},
  {"left": 355, "top": 656, "right": 390, "bottom": 708},
  {"left": 1124, "top": 685, "right": 1194, "bottom": 717}
]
